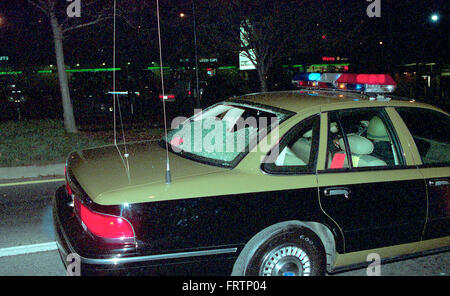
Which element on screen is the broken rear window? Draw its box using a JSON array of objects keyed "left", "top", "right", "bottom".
[{"left": 162, "top": 101, "right": 294, "bottom": 168}]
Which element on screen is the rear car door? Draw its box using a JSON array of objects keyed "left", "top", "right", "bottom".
[
  {"left": 316, "top": 107, "right": 427, "bottom": 253},
  {"left": 395, "top": 107, "right": 450, "bottom": 240}
]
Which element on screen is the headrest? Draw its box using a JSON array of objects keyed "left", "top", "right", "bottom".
[
  {"left": 339, "top": 134, "right": 374, "bottom": 155},
  {"left": 330, "top": 122, "right": 338, "bottom": 133},
  {"left": 302, "top": 129, "right": 312, "bottom": 138},
  {"left": 367, "top": 116, "right": 390, "bottom": 142}
]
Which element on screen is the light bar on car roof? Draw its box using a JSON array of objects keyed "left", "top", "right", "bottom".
[{"left": 292, "top": 73, "right": 397, "bottom": 93}]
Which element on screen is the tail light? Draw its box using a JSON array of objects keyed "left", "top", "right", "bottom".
[
  {"left": 170, "top": 136, "right": 184, "bottom": 146},
  {"left": 159, "top": 94, "right": 175, "bottom": 100},
  {"left": 66, "top": 164, "right": 135, "bottom": 241},
  {"left": 74, "top": 198, "right": 134, "bottom": 240}
]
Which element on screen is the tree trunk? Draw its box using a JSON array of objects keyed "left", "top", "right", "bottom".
[
  {"left": 49, "top": 12, "right": 78, "bottom": 133},
  {"left": 256, "top": 65, "right": 268, "bottom": 92}
]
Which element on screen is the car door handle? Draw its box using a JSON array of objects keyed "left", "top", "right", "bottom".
[
  {"left": 429, "top": 179, "right": 449, "bottom": 187},
  {"left": 324, "top": 187, "right": 351, "bottom": 199}
]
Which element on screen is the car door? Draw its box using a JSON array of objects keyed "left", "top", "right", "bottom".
[
  {"left": 395, "top": 107, "right": 450, "bottom": 240},
  {"left": 316, "top": 108, "right": 427, "bottom": 253}
]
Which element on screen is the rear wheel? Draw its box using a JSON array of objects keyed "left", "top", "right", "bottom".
[
  {"left": 258, "top": 244, "right": 312, "bottom": 276},
  {"left": 236, "top": 227, "right": 326, "bottom": 276}
]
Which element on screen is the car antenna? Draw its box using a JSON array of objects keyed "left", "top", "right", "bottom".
[
  {"left": 156, "top": 0, "right": 171, "bottom": 184},
  {"left": 112, "top": 0, "right": 130, "bottom": 182}
]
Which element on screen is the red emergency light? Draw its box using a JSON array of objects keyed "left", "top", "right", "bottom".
[{"left": 335, "top": 74, "right": 397, "bottom": 86}]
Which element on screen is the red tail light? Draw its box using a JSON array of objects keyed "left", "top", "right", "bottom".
[
  {"left": 74, "top": 199, "right": 134, "bottom": 240},
  {"left": 159, "top": 94, "right": 175, "bottom": 100},
  {"left": 170, "top": 136, "right": 184, "bottom": 146}
]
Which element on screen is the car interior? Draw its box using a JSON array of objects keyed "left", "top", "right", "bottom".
[
  {"left": 327, "top": 111, "right": 401, "bottom": 169},
  {"left": 275, "top": 130, "right": 313, "bottom": 166},
  {"left": 273, "top": 110, "right": 402, "bottom": 169}
]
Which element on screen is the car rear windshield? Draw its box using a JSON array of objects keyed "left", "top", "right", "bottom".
[{"left": 161, "top": 101, "right": 294, "bottom": 168}]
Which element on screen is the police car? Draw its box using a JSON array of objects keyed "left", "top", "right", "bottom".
[{"left": 53, "top": 74, "right": 449, "bottom": 275}]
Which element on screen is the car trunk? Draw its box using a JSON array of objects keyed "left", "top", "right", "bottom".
[{"left": 67, "top": 140, "right": 226, "bottom": 205}]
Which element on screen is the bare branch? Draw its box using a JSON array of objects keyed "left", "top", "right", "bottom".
[
  {"left": 45, "top": 0, "right": 56, "bottom": 11},
  {"left": 62, "top": 14, "right": 110, "bottom": 34},
  {"left": 27, "top": 0, "right": 50, "bottom": 16}
]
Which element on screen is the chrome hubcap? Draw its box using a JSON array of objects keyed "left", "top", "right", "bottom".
[{"left": 259, "top": 245, "right": 311, "bottom": 276}]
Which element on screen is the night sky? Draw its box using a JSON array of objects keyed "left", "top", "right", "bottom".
[{"left": 0, "top": 0, "right": 448, "bottom": 71}]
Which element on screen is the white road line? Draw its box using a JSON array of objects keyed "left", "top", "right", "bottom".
[{"left": 0, "top": 242, "right": 58, "bottom": 258}]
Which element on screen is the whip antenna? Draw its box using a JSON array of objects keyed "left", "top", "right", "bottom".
[
  {"left": 112, "top": 0, "right": 130, "bottom": 180},
  {"left": 156, "top": 0, "right": 171, "bottom": 184}
]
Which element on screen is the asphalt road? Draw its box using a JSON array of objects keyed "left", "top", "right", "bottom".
[{"left": 0, "top": 179, "right": 448, "bottom": 276}]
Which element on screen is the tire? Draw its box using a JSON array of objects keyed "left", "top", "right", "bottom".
[{"left": 235, "top": 227, "right": 326, "bottom": 276}]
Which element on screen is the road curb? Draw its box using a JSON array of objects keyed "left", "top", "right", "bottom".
[{"left": 0, "top": 163, "right": 65, "bottom": 180}]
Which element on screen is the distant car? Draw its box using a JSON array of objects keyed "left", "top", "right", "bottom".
[
  {"left": 53, "top": 89, "right": 449, "bottom": 276},
  {"left": 159, "top": 80, "right": 208, "bottom": 103},
  {"left": 158, "top": 93, "right": 176, "bottom": 102}
]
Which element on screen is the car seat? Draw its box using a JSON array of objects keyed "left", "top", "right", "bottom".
[
  {"left": 367, "top": 116, "right": 395, "bottom": 165},
  {"left": 338, "top": 134, "right": 387, "bottom": 167}
]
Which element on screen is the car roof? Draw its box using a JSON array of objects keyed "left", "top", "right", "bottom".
[{"left": 233, "top": 89, "right": 444, "bottom": 114}]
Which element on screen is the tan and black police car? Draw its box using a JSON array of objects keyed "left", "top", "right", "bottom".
[{"left": 54, "top": 80, "right": 449, "bottom": 276}]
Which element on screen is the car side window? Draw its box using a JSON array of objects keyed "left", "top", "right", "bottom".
[
  {"left": 263, "top": 115, "right": 320, "bottom": 174},
  {"left": 396, "top": 107, "right": 450, "bottom": 165},
  {"left": 327, "top": 108, "right": 404, "bottom": 169},
  {"left": 327, "top": 112, "right": 351, "bottom": 169}
]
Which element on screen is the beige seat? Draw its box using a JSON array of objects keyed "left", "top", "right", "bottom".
[
  {"left": 367, "top": 116, "right": 390, "bottom": 141},
  {"left": 276, "top": 130, "right": 312, "bottom": 166},
  {"left": 339, "top": 134, "right": 387, "bottom": 167},
  {"left": 275, "top": 147, "right": 306, "bottom": 166},
  {"left": 291, "top": 137, "right": 311, "bottom": 164}
]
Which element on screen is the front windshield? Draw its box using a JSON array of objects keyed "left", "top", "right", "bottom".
[{"left": 163, "top": 102, "right": 294, "bottom": 167}]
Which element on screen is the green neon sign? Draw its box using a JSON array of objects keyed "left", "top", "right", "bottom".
[
  {"left": 0, "top": 71, "right": 22, "bottom": 75},
  {"left": 66, "top": 68, "right": 121, "bottom": 73},
  {"left": 147, "top": 66, "right": 170, "bottom": 70},
  {"left": 217, "top": 66, "right": 236, "bottom": 70}
]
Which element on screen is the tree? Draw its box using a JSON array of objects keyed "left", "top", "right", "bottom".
[
  {"left": 27, "top": 0, "right": 114, "bottom": 133},
  {"left": 197, "top": 0, "right": 364, "bottom": 92},
  {"left": 198, "top": 0, "right": 314, "bottom": 92}
]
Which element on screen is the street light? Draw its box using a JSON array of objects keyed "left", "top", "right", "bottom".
[{"left": 430, "top": 13, "right": 440, "bottom": 22}]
